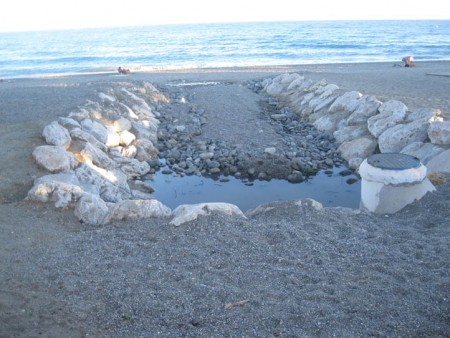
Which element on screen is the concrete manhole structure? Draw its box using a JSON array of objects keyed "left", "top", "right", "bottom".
[{"left": 359, "top": 153, "right": 435, "bottom": 214}]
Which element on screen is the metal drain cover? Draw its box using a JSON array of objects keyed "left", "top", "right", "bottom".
[{"left": 367, "top": 153, "right": 421, "bottom": 170}]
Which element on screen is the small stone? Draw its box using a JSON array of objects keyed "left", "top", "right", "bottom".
[
  {"left": 339, "top": 169, "right": 353, "bottom": 177},
  {"left": 264, "top": 147, "right": 277, "bottom": 155},
  {"left": 325, "top": 158, "right": 334, "bottom": 166},
  {"left": 209, "top": 168, "right": 221, "bottom": 174},
  {"left": 346, "top": 178, "right": 359, "bottom": 185},
  {"left": 288, "top": 173, "right": 305, "bottom": 183}
]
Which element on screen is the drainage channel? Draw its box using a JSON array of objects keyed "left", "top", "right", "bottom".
[{"left": 147, "top": 166, "right": 361, "bottom": 212}]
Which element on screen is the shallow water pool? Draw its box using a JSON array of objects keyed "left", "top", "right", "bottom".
[{"left": 147, "top": 167, "right": 361, "bottom": 212}]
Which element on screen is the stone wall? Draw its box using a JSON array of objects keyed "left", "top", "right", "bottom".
[{"left": 262, "top": 73, "right": 450, "bottom": 171}]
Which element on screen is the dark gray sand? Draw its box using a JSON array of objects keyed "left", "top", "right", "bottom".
[{"left": 1, "top": 63, "right": 449, "bottom": 337}]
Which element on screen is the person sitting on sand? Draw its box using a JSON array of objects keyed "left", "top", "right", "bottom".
[
  {"left": 402, "top": 56, "right": 415, "bottom": 67},
  {"left": 117, "top": 66, "right": 131, "bottom": 75}
]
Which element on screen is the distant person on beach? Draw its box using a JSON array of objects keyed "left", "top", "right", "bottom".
[
  {"left": 402, "top": 56, "right": 415, "bottom": 67},
  {"left": 117, "top": 66, "right": 130, "bottom": 75}
]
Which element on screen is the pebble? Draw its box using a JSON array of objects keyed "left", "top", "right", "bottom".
[{"left": 156, "top": 80, "right": 348, "bottom": 181}]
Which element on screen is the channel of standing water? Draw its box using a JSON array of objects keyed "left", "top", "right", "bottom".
[{"left": 147, "top": 166, "right": 361, "bottom": 212}]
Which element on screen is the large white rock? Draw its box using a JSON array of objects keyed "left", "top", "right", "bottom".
[
  {"left": 105, "top": 125, "right": 121, "bottom": 148},
  {"left": 121, "top": 145, "right": 137, "bottom": 158},
  {"left": 400, "top": 142, "right": 446, "bottom": 164},
  {"left": 74, "top": 193, "right": 109, "bottom": 226},
  {"left": 32, "top": 145, "right": 78, "bottom": 173},
  {"left": 143, "top": 82, "right": 170, "bottom": 103},
  {"left": 27, "top": 172, "right": 87, "bottom": 208},
  {"left": 69, "top": 128, "right": 107, "bottom": 151},
  {"left": 42, "top": 121, "right": 71, "bottom": 149},
  {"left": 338, "top": 137, "right": 378, "bottom": 162},
  {"left": 346, "top": 95, "right": 382, "bottom": 126},
  {"left": 265, "top": 73, "right": 301, "bottom": 96},
  {"left": 378, "top": 118, "right": 430, "bottom": 153},
  {"left": 313, "top": 95, "right": 339, "bottom": 113},
  {"left": 58, "top": 117, "right": 81, "bottom": 130},
  {"left": 135, "top": 138, "right": 159, "bottom": 161},
  {"left": 113, "top": 157, "right": 151, "bottom": 179},
  {"left": 75, "top": 163, "right": 131, "bottom": 202},
  {"left": 286, "top": 76, "right": 306, "bottom": 91},
  {"left": 79, "top": 142, "right": 116, "bottom": 169},
  {"left": 107, "top": 199, "right": 171, "bottom": 222},
  {"left": 308, "top": 85, "right": 339, "bottom": 112},
  {"left": 313, "top": 111, "right": 349, "bottom": 133},
  {"left": 113, "top": 117, "right": 132, "bottom": 133},
  {"left": 314, "top": 83, "right": 339, "bottom": 97},
  {"left": 428, "top": 119, "right": 450, "bottom": 145},
  {"left": 98, "top": 92, "right": 116, "bottom": 102},
  {"left": 333, "top": 125, "right": 370, "bottom": 144},
  {"left": 131, "top": 121, "right": 158, "bottom": 145},
  {"left": 367, "top": 100, "right": 408, "bottom": 137},
  {"left": 405, "top": 108, "right": 441, "bottom": 123},
  {"left": 81, "top": 119, "right": 108, "bottom": 144},
  {"left": 329, "top": 91, "right": 362, "bottom": 113},
  {"left": 170, "top": 202, "right": 246, "bottom": 226},
  {"left": 119, "top": 130, "right": 136, "bottom": 146}
]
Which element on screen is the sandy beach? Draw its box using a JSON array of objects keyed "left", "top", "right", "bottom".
[{"left": 1, "top": 61, "right": 449, "bottom": 337}]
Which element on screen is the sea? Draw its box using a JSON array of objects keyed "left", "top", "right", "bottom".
[{"left": 1, "top": 20, "right": 449, "bottom": 79}]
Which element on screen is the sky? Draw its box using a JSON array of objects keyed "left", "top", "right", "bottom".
[{"left": 1, "top": 0, "right": 449, "bottom": 32}]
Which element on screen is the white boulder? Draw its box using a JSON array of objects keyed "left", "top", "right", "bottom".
[
  {"left": 42, "top": 121, "right": 71, "bottom": 149},
  {"left": 171, "top": 202, "right": 246, "bottom": 226},
  {"left": 114, "top": 157, "right": 151, "bottom": 179},
  {"left": 69, "top": 128, "right": 107, "bottom": 151},
  {"left": 105, "top": 126, "right": 121, "bottom": 148},
  {"left": 75, "top": 163, "right": 131, "bottom": 202},
  {"left": 338, "top": 137, "right": 378, "bottom": 162},
  {"left": 98, "top": 92, "right": 116, "bottom": 102},
  {"left": 74, "top": 193, "right": 109, "bottom": 226},
  {"left": 346, "top": 95, "right": 382, "bottom": 126},
  {"left": 81, "top": 119, "right": 108, "bottom": 144},
  {"left": 378, "top": 118, "right": 430, "bottom": 153},
  {"left": 58, "top": 117, "right": 81, "bottom": 130},
  {"left": 79, "top": 142, "right": 116, "bottom": 169},
  {"left": 428, "top": 119, "right": 450, "bottom": 145},
  {"left": 107, "top": 199, "right": 171, "bottom": 222},
  {"left": 329, "top": 91, "right": 362, "bottom": 113},
  {"left": 119, "top": 130, "right": 136, "bottom": 146},
  {"left": 400, "top": 142, "right": 446, "bottom": 164},
  {"left": 333, "top": 125, "right": 370, "bottom": 144},
  {"left": 405, "top": 108, "right": 441, "bottom": 123},
  {"left": 32, "top": 145, "right": 78, "bottom": 173},
  {"left": 367, "top": 100, "right": 408, "bottom": 137},
  {"left": 113, "top": 117, "right": 132, "bottom": 133},
  {"left": 313, "top": 111, "right": 349, "bottom": 133},
  {"left": 27, "top": 172, "right": 86, "bottom": 208}
]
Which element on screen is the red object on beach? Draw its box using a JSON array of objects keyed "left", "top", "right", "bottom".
[{"left": 118, "top": 67, "right": 130, "bottom": 75}]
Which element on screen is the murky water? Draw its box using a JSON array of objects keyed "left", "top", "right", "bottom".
[{"left": 147, "top": 167, "right": 361, "bottom": 212}]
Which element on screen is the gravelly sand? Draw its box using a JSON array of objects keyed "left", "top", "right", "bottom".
[{"left": 1, "top": 62, "right": 449, "bottom": 337}]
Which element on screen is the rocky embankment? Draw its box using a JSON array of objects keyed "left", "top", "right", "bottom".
[
  {"left": 262, "top": 73, "right": 450, "bottom": 171},
  {"left": 26, "top": 74, "right": 450, "bottom": 226}
]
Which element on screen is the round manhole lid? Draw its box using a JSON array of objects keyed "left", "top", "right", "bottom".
[{"left": 367, "top": 153, "right": 421, "bottom": 170}]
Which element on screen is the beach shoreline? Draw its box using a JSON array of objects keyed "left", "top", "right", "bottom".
[{"left": 1, "top": 61, "right": 449, "bottom": 337}]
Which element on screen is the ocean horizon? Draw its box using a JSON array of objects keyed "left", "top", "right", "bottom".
[{"left": 1, "top": 20, "right": 449, "bottom": 79}]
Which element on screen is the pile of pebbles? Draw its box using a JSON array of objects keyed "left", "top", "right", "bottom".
[{"left": 155, "top": 81, "right": 345, "bottom": 183}]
